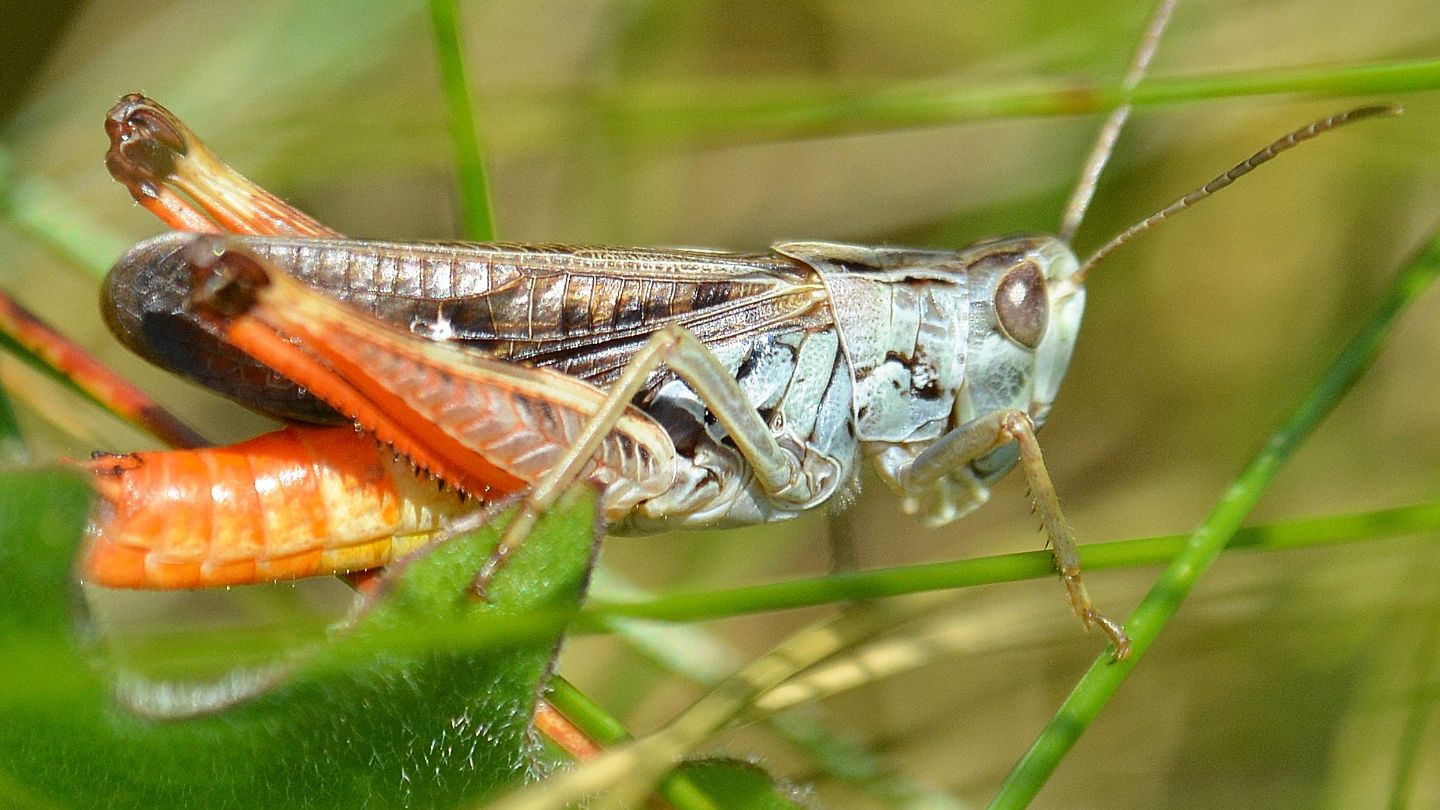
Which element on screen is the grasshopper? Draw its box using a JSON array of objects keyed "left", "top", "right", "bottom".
[{"left": 83, "top": 1, "right": 1394, "bottom": 663}]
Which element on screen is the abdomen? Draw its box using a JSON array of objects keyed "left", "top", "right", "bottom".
[{"left": 83, "top": 425, "right": 470, "bottom": 589}]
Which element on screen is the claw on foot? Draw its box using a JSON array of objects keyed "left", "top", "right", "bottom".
[
  {"left": 1083, "top": 608, "right": 1133, "bottom": 661},
  {"left": 1063, "top": 571, "right": 1131, "bottom": 660}
]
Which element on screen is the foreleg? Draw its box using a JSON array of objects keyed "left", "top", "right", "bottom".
[{"left": 903, "top": 409, "right": 1131, "bottom": 660}]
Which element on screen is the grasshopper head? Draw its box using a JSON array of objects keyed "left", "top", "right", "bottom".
[{"left": 958, "top": 234, "right": 1084, "bottom": 436}]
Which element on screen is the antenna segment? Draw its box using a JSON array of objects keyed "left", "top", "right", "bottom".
[{"left": 1073, "top": 105, "right": 1401, "bottom": 282}]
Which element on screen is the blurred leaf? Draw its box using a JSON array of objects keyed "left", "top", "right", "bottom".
[
  {"left": 0, "top": 470, "right": 600, "bottom": 809},
  {"left": 672, "top": 758, "right": 804, "bottom": 809}
]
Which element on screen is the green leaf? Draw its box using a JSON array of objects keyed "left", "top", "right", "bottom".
[
  {"left": 672, "top": 758, "right": 805, "bottom": 810},
  {"left": 0, "top": 469, "right": 600, "bottom": 809}
]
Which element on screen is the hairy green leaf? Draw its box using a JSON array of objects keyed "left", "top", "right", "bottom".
[{"left": 0, "top": 470, "right": 599, "bottom": 809}]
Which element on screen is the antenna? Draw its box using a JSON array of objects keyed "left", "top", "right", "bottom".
[
  {"left": 1072, "top": 105, "right": 1401, "bottom": 282},
  {"left": 1058, "top": 0, "right": 1178, "bottom": 244}
]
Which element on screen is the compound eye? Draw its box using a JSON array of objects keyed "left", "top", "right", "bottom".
[{"left": 994, "top": 262, "right": 1048, "bottom": 349}]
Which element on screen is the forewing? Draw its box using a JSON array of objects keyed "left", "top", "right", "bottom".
[
  {"left": 103, "top": 235, "right": 830, "bottom": 421},
  {"left": 245, "top": 238, "right": 831, "bottom": 385}
]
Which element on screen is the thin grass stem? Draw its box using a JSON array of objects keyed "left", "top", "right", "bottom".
[{"left": 427, "top": 0, "right": 496, "bottom": 241}]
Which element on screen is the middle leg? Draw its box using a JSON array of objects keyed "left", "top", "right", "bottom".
[{"left": 473, "top": 322, "right": 822, "bottom": 593}]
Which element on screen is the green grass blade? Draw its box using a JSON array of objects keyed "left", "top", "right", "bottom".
[
  {"left": 428, "top": 0, "right": 496, "bottom": 241},
  {"left": 605, "top": 58, "right": 1440, "bottom": 145},
  {"left": 587, "top": 500, "right": 1440, "bottom": 623},
  {"left": 0, "top": 331, "right": 102, "bottom": 410},
  {"left": 1386, "top": 584, "right": 1440, "bottom": 809},
  {"left": 547, "top": 676, "right": 633, "bottom": 747},
  {"left": 988, "top": 230, "right": 1440, "bottom": 809},
  {"left": 0, "top": 384, "right": 25, "bottom": 465},
  {"left": 545, "top": 678, "right": 732, "bottom": 810}
]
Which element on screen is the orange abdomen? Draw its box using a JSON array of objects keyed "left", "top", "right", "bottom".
[{"left": 83, "top": 426, "right": 475, "bottom": 589}]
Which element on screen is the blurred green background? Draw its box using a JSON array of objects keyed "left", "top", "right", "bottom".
[{"left": 1, "top": 1, "right": 1439, "bottom": 807}]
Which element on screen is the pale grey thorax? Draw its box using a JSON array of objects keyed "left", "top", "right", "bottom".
[{"left": 780, "top": 242, "right": 969, "bottom": 445}]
